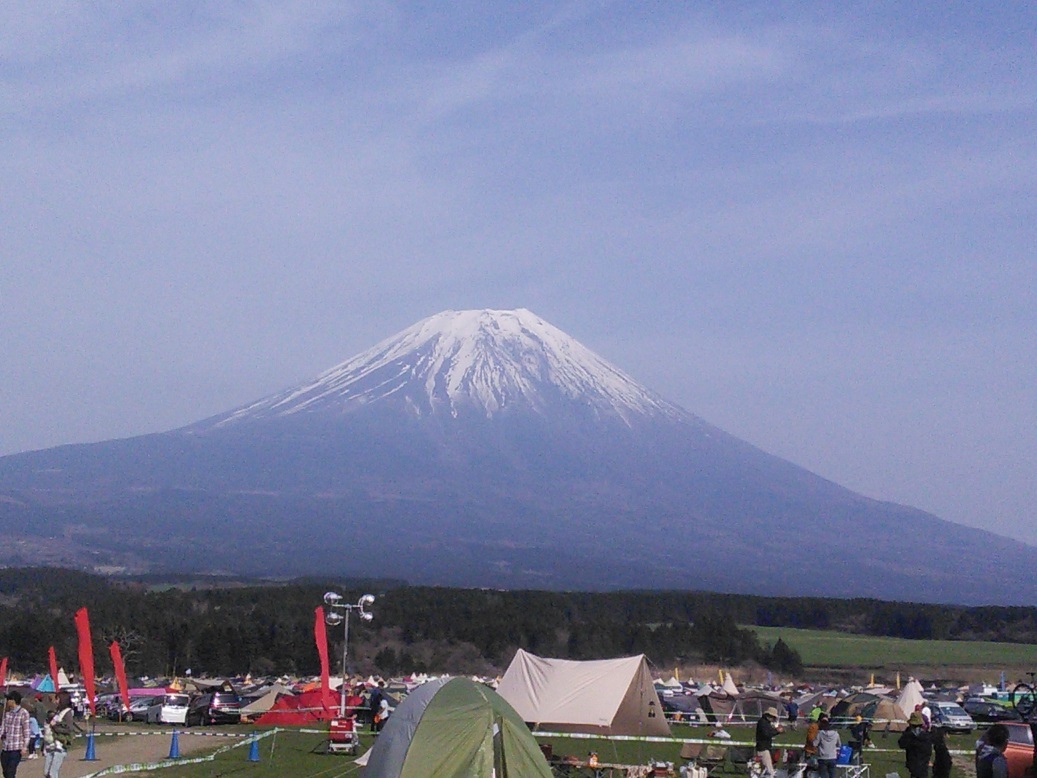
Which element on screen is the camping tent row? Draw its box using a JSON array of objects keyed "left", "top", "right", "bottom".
[
  {"left": 788, "top": 679, "right": 927, "bottom": 731},
  {"left": 654, "top": 679, "right": 926, "bottom": 732}
]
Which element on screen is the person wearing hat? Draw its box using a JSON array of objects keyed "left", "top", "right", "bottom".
[
  {"left": 756, "top": 706, "right": 785, "bottom": 778},
  {"left": 0, "top": 690, "right": 32, "bottom": 777},
  {"left": 898, "top": 711, "right": 933, "bottom": 778}
]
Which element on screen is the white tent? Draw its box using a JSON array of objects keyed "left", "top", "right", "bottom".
[
  {"left": 722, "top": 673, "right": 740, "bottom": 697},
  {"left": 896, "top": 679, "right": 926, "bottom": 718},
  {"left": 497, "top": 649, "right": 671, "bottom": 737}
]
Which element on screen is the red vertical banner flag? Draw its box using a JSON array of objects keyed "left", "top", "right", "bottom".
[
  {"left": 73, "top": 607, "right": 97, "bottom": 715},
  {"left": 313, "top": 606, "right": 332, "bottom": 711},
  {"left": 0, "top": 657, "right": 7, "bottom": 689},
  {"left": 109, "top": 641, "right": 130, "bottom": 711},
  {"left": 48, "top": 647, "right": 59, "bottom": 693}
]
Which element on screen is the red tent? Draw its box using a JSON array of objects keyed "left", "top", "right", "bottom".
[{"left": 255, "top": 690, "right": 335, "bottom": 725}]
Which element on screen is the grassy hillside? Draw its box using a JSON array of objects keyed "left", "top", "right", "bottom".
[{"left": 751, "top": 624, "right": 1037, "bottom": 678}]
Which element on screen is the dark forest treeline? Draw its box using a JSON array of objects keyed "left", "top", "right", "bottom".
[{"left": 0, "top": 568, "right": 1034, "bottom": 678}]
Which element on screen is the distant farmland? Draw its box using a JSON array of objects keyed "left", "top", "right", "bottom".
[{"left": 750, "top": 625, "right": 1037, "bottom": 678}]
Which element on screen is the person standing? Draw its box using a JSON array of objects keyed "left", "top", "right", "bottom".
[
  {"left": 755, "top": 706, "right": 784, "bottom": 778},
  {"left": 898, "top": 712, "right": 933, "bottom": 778},
  {"left": 786, "top": 700, "right": 800, "bottom": 729},
  {"left": 368, "top": 683, "right": 385, "bottom": 733},
  {"left": 931, "top": 726, "right": 952, "bottom": 778},
  {"left": 43, "top": 692, "right": 78, "bottom": 778},
  {"left": 849, "top": 715, "right": 871, "bottom": 764},
  {"left": 30, "top": 696, "right": 53, "bottom": 736},
  {"left": 804, "top": 715, "right": 821, "bottom": 776},
  {"left": 375, "top": 697, "right": 391, "bottom": 733},
  {"left": 975, "top": 724, "right": 1009, "bottom": 778},
  {"left": 0, "top": 690, "right": 31, "bottom": 778},
  {"left": 813, "top": 715, "right": 842, "bottom": 778}
]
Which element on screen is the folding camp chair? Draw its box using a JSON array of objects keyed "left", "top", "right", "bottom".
[
  {"left": 728, "top": 746, "right": 754, "bottom": 776},
  {"left": 697, "top": 745, "right": 729, "bottom": 777},
  {"left": 680, "top": 743, "right": 703, "bottom": 762}
]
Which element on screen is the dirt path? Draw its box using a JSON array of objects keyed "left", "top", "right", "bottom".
[{"left": 16, "top": 725, "right": 238, "bottom": 778}]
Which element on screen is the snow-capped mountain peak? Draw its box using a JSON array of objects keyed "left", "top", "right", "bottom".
[{"left": 208, "top": 308, "right": 692, "bottom": 427}]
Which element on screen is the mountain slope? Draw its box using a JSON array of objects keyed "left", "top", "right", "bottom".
[{"left": 0, "top": 308, "right": 1030, "bottom": 604}]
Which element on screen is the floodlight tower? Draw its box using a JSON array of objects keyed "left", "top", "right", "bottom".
[{"left": 323, "top": 592, "right": 375, "bottom": 717}]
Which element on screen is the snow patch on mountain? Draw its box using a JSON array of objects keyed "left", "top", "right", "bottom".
[{"left": 208, "top": 309, "right": 694, "bottom": 427}]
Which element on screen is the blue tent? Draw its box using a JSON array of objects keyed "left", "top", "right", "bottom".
[{"left": 34, "top": 674, "right": 56, "bottom": 692}]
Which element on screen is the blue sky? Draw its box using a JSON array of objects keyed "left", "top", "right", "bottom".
[{"left": 3, "top": 2, "right": 1035, "bottom": 543}]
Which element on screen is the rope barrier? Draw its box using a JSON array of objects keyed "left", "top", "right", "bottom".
[
  {"left": 530, "top": 732, "right": 977, "bottom": 756},
  {"left": 86, "top": 730, "right": 251, "bottom": 738},
  {"left": 78, "top": 729, "right": 278, "bottom": 778}
]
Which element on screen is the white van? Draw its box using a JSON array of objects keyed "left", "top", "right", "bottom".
[
  {"left": 930, "top": 701, "right": 975, "bottom": 733},
  {"left": 146, "top": 693, "right": 190, "bottom": 725}
]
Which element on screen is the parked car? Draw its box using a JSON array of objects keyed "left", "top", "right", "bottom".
[
  {"left": 1002, "top": 721, "right": 1035, "bottom": 778},
  {"left": 96, "top": 693, "right": 123, "bottom": 720},
  {"left": 965, "top": 699, "right": 1021, "bottom": 723},
  {"left": 930, "top": 701, "right": 975, "bottom": 733},
  {"left": 146, "top": 693, "right": 190, "bottom": 725},
  {"left": 123, "top": 695, "right": 160, "bottom": 722},
  {"left": 186, "top": 691, "right": 242, "bottom": 726}
]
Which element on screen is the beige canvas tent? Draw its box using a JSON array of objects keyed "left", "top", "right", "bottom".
[
  {"left": 869, "top": 697, "right": 907, "bottom": 732},
  {"left": 896, "top": 679, "right": 926, "bottom": 718},
  {"left": 497, "top": 649, "right": 671, "bottom": 737},
  {"left": 721, "top": 673, "right": 740, "bottom": 696}
]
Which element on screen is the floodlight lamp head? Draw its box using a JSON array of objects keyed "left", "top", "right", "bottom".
[
  {"left": 360, "top": 612, "right": 374, "bottom": 622},
  {"left": 360, "top": 594, "right": 375, "bottom": 605},
  {"left": 324, "top": 591, "right": 343, "bottom": 605},
  {"left": 325, "top": 612, "right": 344, "bottom": 627}
]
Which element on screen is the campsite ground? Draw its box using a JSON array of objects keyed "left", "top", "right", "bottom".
[
  {"left": 43, "top": 723, "right": 988, "bottom": 778},
  {"left": 5, "top": 725, "right": 366, "bottom": 778},
  {"left": 15, "top": 721, "right": 228, "bottom": 778}
]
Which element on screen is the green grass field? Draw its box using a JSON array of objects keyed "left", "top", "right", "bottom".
[
  {"left": 750, "top": 625, "right": 1037, "bottom": 672},
  {"left": 108, "top": 725, "right": 985, "bottom": 778}
]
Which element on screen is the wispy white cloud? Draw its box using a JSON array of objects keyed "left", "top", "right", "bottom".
[{"left": 1, "top": 2, "right": 370, "bottom": 114}]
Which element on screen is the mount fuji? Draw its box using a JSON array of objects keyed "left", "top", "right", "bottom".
[{"left": 0, "top": 308, "right": 1030, "bottom": 604}]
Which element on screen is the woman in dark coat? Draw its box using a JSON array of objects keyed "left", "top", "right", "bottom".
[
  {"left": 898, "top": 712, "right": 933, "bottom": 778},
  {"left": 931, "top": 726, "right": 952, "bottom": 778}
]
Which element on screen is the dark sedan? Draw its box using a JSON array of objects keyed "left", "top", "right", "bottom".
[{"left": 963, "top": 699, "right": 1021, "bottom": 722}]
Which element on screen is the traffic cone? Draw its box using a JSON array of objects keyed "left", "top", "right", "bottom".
[
  {"left": 168, "top": 729, "right": 181, "bottom": 759},
  {"left": 84, "top": 729, "right": 98, "bottom": 761},
  {"left": 247, "top": 732, "right": 260, "bottom": 762}
]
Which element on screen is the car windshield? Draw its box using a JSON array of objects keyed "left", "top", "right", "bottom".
[
  {"left": 212, "top": 693, "right": 238, "bottom": 705},
  {"left": 942, "top": 705, "right": 967, "bottom": 715},
  {"left": 165, "top": 694, "right": 189, "bottom": 706}
]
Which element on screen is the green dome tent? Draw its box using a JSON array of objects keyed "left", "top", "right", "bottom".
[{"left": 363, "top": 677, "right": 552, "bottom": 778}]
